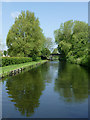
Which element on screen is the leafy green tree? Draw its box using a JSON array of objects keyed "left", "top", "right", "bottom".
[
  {"left": 41, "top": 48, "right": 51, "bottom": 59},
  {"left": 4, "top": 50, "right": 7, "bottom": 56},
  {"left": 54, "top": 20, "right": 88, "bottom": 66},
  {"left": 51, "top": 48, "right": 59, "bottom": 60},
  {"left": 0, "top": 39, "right": 2, "bottom": 51},
  {"left": 0, "top": 51, "right": 3, "bottom": 56},
  {"left": 42, "top": 37, "right": 53, "bottom": 51},
  {"left": 54, "top": 20, "right": 73, "bottom": 60},
  {"left": 41, "top": 37, "right": 53, "bottom": 59},
  {"left": 52, "top": 48, "right": 58, "bottom": 54},
  {"left": 6, "top": 10, "right": 45, "bottom": 58},
  {"left": 88, "top": 26, "right": 90, "bottom": 68}
]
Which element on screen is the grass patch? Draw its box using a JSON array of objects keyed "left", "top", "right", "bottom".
[{"left": 0, "top": 60, "right": 48, "bottom": 77}]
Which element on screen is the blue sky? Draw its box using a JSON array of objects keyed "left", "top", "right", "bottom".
[{"left": 2, "top": 2, "right": 88, "bottom": 50}]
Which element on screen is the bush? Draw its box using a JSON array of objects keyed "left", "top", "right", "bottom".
[
  {"left": 1, "top": 57, "right": 32, "bottom": 67},
  {"left": 32, "top": 55, "right": 37, "bottom": 61},
  {"left": 36, "top": 57, "right": 41, "bottom": 61}
]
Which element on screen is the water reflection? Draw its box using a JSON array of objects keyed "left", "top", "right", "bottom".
[
  {"left": 40, "top": 61, "right": 58, "bottom": 83},
  {"left": 88, "top": 69, "right": 90, "bottom": 95},
  {"left": 6, "top": 66, "right": 46, "bottom": 117},
  {"left": 54, "top": 62, "right": 88, "bottom": 103},
  {"left": 3, "top": 61, "right": 88, "bottom": 118},
  {"left": 0, "top": 80, "right": 2, "bottom": 120}
]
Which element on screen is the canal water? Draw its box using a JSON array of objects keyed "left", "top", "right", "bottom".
[{"left": 1, "top": 61, "right": 88, "bottom": 118}]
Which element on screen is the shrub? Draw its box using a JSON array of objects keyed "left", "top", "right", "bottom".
[
  {"left": 1, "top": 57, "right": 32, "bottom": 67},
  {"left": 36, "top": 57, "right": 41, "bottom": 61}
]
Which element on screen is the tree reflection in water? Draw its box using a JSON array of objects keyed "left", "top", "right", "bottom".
[
  {"left": 54, "top": 62, "right": 88, "bottom": 103},
  {"left": 5, "top": 61, "right": 88, "bottom": 117},
  {"left": 6, "top": 66, "right": 46, "bottom": 117},
  {"left": 88, "top": 69, "right": 90, "bottom": 95}
]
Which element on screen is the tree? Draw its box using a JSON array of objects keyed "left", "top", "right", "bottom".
[
  {"left": 6, "top": 10, "right": 45, "bottom": 58},
  {"left": 41, "top": 37, "right": 53, "bottom": 59},
  {"left": 52, "top": 48, "right": 58, "bottom": 54},
  {"left": 0, "top": 39, "right": 2, "bottom": 51},
  {"left": 42, "top": 37, "right": 53, "bottom": 51},
  {"left": 88, "top": 26, "right": 90, "bottom": 68},
  {"left": 4, "top": 50, "right": 7, "bottom": 56},
  {"left": 41, "top": 48, "right": 51, "bottom": 59},
  {"left": 54, "top": 20, "right": 73, "bottom": 55},
  {"left": 54, "top": 20, "right": 88, "bottom": 66},
  {"left": 0, "top": 51, "right": 3, "bottom": 57}
]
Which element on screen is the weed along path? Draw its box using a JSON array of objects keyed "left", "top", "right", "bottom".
[{"left": 0, "top": 60, "right": 48, "bottom": 78}]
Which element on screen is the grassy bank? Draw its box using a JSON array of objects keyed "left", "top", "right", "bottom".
[{"left": 0, "top": 60, "right": 48, "bottom": 78}]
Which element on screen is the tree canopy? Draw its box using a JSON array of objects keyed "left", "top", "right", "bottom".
[
  {"left": 54, "top": 20, "right": 88, "bottom": 66},
  {"left": 42, "top": 37, "right": 53, "bottom": 51},
  {"left": 6, "top": 10, "right": 45, "bottom": 58},
  {"left": 41, "top": 48, "right": 51, "bottom": 59},
  {"left": 52, "top": 48, "right": 58, "bottom": 54}
]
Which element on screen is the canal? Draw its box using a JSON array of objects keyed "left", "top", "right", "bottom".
[{"left": 1, "top": 61, "right": 88, "bottom": 118}]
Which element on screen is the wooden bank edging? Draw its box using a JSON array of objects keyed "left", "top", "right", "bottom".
[{"left": 0, "top": 60, "right": 48, "bottom": 79}]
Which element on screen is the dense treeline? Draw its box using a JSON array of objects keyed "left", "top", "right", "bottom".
[
  {"left": 88, "top": 26, "right": 90, "bottom": 68},
  {"left": 6, "top": 10, "right": 52, "bottom": 60},
  {"left": 54, "top": 20, "right": 88, "bottom": 66},
  {"left": 6, "top": 11, "right": 89, "bottom": 66}
]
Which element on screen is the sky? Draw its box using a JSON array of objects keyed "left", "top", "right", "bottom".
[
  {"left": 1, "top": 2, "right": 88, "bottom": 50},
  {"left": 89, "top": 1, "right": 90, "bottom": 26}
]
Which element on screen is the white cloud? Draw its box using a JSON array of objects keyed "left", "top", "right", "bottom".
[{"left": 11, "top": 11, "right": 20, "bottom": 19}]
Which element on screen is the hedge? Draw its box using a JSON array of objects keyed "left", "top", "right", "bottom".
[
  {"left": 32, "top": 57, "right": 41, "bottom": 61},
  {"left": 1, "top": 57, "right": 32, "bottom": 67}
]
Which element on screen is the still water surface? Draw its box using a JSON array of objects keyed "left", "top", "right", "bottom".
[{"left": 2, "top": 61, "right": 88, "bottom": 118}]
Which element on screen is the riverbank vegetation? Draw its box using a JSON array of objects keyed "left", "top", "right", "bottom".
[
  {"left": 0, "top": 10, "right": 54, "bottom": 77},
  {"left": 88, "top": 26, "right": 90, "bottom": 68},
  {"left": 1, "top": 57, "right": 32, "bottom": 67},
  {"left": 0, "top": 60, "right": 47, "bottom": 78},
  {"left": 54, "top": 20, "right": 88, "bottom": 67},
  {"left": 6, "top": 11, "right": 52, "bottom": 60},
  {"left": 1, "top": 11, "right": 89, "bottom": 69}
]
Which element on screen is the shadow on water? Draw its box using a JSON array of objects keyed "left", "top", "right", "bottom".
[{"left": 54, "top": 61, "right": 88, "bottom": 103}]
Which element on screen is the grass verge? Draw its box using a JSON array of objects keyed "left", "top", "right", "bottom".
[{"left": 0, "top": 60, "right": 48, "bottom": 78}]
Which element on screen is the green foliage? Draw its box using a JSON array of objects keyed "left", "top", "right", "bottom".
[
  {"left": 4, "top": 50, "right": 7, "bottom": 56},
  {"left": 59, "top": 41, "right": 72, "bottom": 55},
  {"left": 36, "top": 57, "right": 41, "bottom": 61},
  {"left": 1, "top": 60, "right": 47, "bottom": 77},
  {"left": 41, "top": 48, "right": 51, "bottom": 59},
  {"left": 6, "top": 10, "right": 45, "bottom": 57},
  {"left": 32, "top": 56, "right": 41, "bottom": 61},
  {"left": 88, "top": 26, "right": 90, "bottom": 68},
  {"left": 54, "top": 20, "right": 88, "bottom": 66},
  {"left": 42, "top": 37, "right": 53, "bottom": 51},
  {"left": 1, "top": 57, "right": 32, "bottom": 67},
  {"left": 52, "top": 48, "right": 58, "bottom": 54},
  {"left": 0, "top": 51, "right": 3, "bottom": 56}
]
